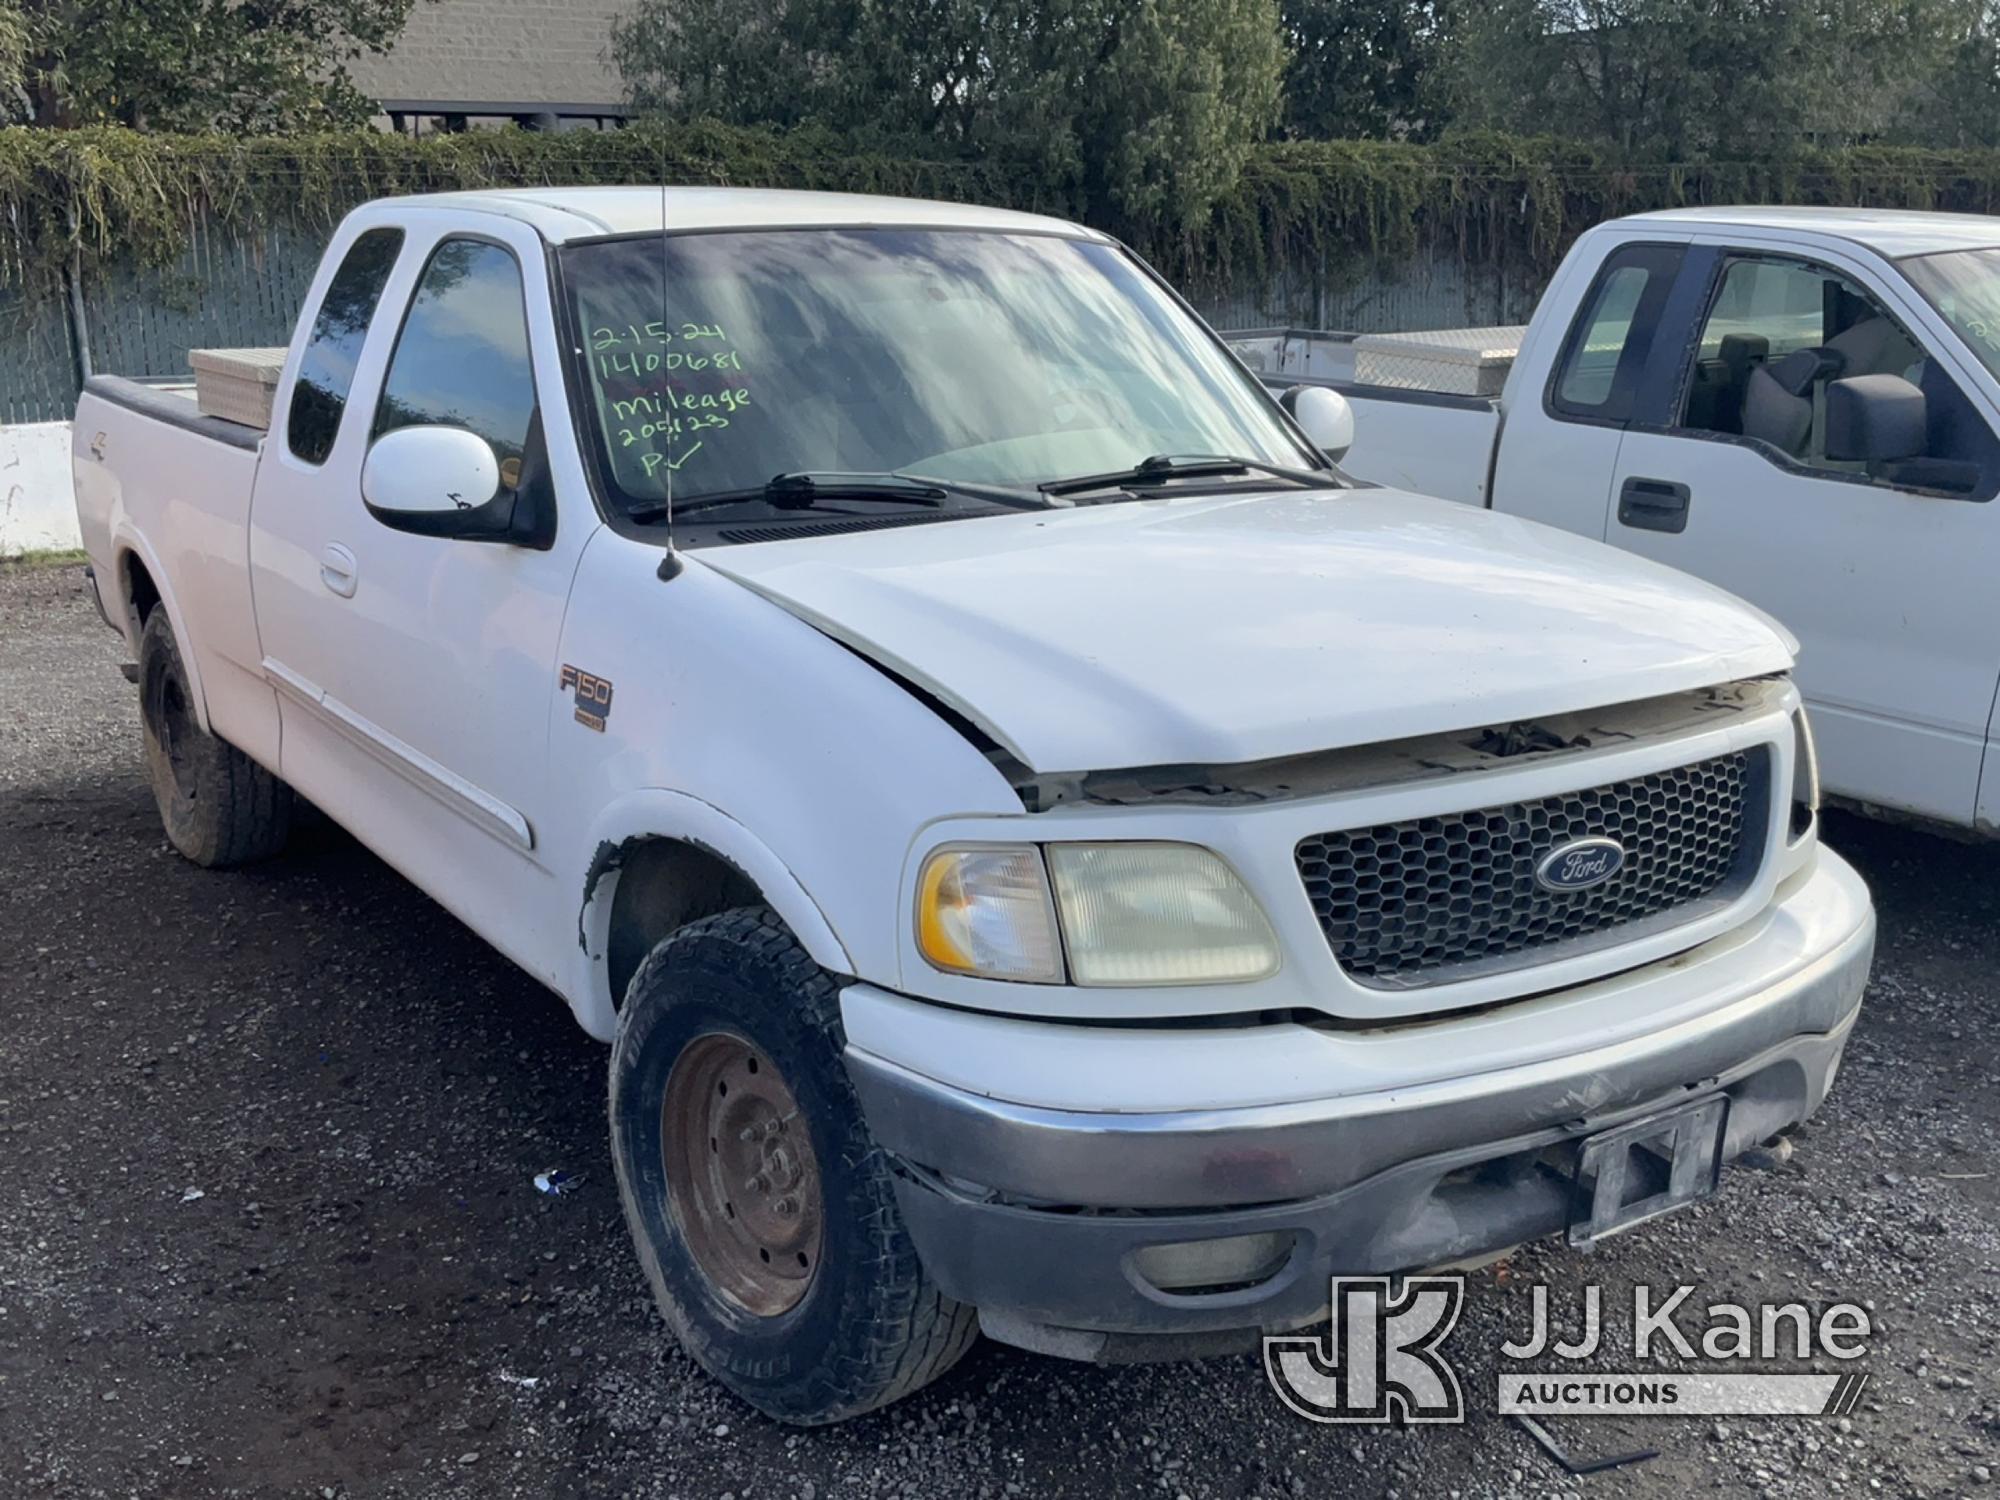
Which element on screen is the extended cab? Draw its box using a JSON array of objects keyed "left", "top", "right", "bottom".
[
  {"left": 1324, "top": 207, "right": 2000, "bottom": 837},
  {"left": 73, "top": 188, "right": 1873, "bottom": 1424}
]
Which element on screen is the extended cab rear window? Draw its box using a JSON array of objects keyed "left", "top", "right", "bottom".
[
  {"left": 1547, "top": 242, "right": 1685, "bottom": 423},
  {"left": 287, "top": 228, "right": 404, "bottom": 465}
]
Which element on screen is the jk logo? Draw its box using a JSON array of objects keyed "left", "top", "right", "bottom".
[{"left": 1264, "top": 1276, "right": 1466, "bottom": 1424}]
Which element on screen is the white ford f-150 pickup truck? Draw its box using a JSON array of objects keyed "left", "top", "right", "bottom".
[
  {"left": 73, "top": 186, "right": 1873, "bottom": 1424},
  {"left": 1323, "top": 207, "right": 2000, "bottom": 838}
]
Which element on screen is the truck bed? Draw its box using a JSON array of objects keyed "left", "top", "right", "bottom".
[
  {"left": 1225, "top": 328, "right": 1500, "bottom": 506},
  {"left": 1229, "top": 364, "right": 1498, "bottom": 507},
  {"left": 72, "top": 374, "right": 275, "bottom": 766},
  {"left": 82, "top": 374, "right": 262, "bottom": 452},
  {"left": 1336, "top": 384, "right": 1498, "bottom": 506}
]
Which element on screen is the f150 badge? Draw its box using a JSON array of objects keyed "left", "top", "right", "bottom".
[{"left": 560, "top": 664, "right": 614, "bottom": 732}]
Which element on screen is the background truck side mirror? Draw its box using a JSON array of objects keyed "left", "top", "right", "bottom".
[
  {"left": 1282, "top": 384, "right": 1354, "bottom": 464},
  {"left": 1824, "top": 375, "right": 1927, "bottom": 463},
  {"left": 362, "top": 424, "right": 522, "bottom": 543}
]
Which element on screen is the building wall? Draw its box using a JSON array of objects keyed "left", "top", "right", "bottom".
[{"left": 345, "top": 0, "right": 638, "bottom": 112}]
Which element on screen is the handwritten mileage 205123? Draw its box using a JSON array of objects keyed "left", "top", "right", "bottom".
[{"left": 589, "top": 321, "right": 750, "bottom": 481}]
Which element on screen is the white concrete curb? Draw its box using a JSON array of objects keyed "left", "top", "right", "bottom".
[{"left": 0, "top": 422, "right": 81, "bottom": 556}]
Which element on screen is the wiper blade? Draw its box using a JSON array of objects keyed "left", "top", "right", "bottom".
[
  {"left": 629, "top": 470, "right": 1046, "bottom": 522},
  {"left": 1039, "top": 453, "right": 1344, "bottom": 497},
  {"left": 630, "top": 472, "right": 943, "bottom": 521}
]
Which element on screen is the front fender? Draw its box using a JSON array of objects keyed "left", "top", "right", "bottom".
[{"left": 565, "top": 787, "right": 854, "bottom": 1041}]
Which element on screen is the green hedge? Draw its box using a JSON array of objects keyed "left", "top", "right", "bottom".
[
  {"left": 6, "top": 120, "right": 2000, "bottom": 296},
  {"left": 0, "top": 121, "right": 1054, "bottom": 289},
  {"left": 1181, "top": 133, "right": 2000, "bottom": 295}
]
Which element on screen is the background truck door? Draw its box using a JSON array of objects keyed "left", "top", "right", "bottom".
[
  {"left": 1486, "top": 236, "right": 1690, "bottom": 537},
  {"left": 249, "top": 215, "right": 594, "bottom": 975},
  {"left": 1607, "top": 242, "right": 2000, "bottom": 826}
]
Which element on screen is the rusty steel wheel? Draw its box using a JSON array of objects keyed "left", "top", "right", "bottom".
[
  {"left": 611, "top": 907, "right": 979, "bottom": 1421},
  {"left": 661, "top": 1032, "right": 824, "bottom": 1317}
]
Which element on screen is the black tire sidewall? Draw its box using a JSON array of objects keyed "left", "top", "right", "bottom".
[
  {"left": 609, "top": 913, "right": 912, "bottom": 1419},
  {"left": 138, "top": 608, "right": 209, "bottom": 860},
  {"left": 135, "top": 607, "right": 291, "bottom": 867}
]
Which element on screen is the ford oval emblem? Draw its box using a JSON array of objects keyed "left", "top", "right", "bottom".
[{"left": 1535, "top": 837, "right": 1625, "bottom": 893}]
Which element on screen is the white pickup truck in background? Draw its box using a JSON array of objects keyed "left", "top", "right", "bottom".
[
  {"left": 73, "top": 186, "right": 1872, "bottom": 1424},
  {"left": 1246, "top": 208, "right": 2000, "bottom": 838}
]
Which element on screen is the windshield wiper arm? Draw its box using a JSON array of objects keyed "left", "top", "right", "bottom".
[
  {"left": 629, "top": 470, "right": 1046, "bottom": 522},
  {"left": 1038, "top": 453, "right": 1344, "bottom": 498},
  {"left": 629, "top": 472, "right": 945, "bottom": 521}
]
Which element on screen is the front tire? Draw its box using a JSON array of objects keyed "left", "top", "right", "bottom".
[
  {"left": 138, "top": 608, "right": 293, "bottom": 867},
  {"left": 609, "top": 906, "right": 977, "bottom": 1424}
]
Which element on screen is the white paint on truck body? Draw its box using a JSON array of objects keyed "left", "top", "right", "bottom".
[{"left": 700, "top": 487, "right": 1794, "bottom": 772}]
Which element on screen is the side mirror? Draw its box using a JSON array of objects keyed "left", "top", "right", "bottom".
[
  {"left": 362, "top": 425, "right": 516, "bottom": 541},
  {"left": 1282, "top": 384, "right": 1354, "bottom": 464},
  {"left": 1824, "top": 374, "right": 1926, "bottom": 463}
]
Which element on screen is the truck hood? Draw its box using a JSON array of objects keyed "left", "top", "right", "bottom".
[{"left": 697, "top": 489, "right": 1796, "bottom": 772}]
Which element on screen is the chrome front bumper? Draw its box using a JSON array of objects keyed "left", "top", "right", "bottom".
[{"left": 842, "top": 851, "right": 1874, "bottom": 1358}]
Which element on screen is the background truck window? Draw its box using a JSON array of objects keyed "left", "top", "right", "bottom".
[
  {"left": 1681, "top": 256, "right": 1923, "bottom": 467},
  {"left": 1556, "top": 265, "right": 1647, "bottom": 407},
  {"left": 1546, "top": 242, "right": 1683, "bottom": 422},
  {"left": 1903, "top": 247, "right": 2000, "bottom": 384},
  {"left": 373, "top": 238, "right": 538, "bottom": 486},
  {"left": 1696, "top": 259, "right": 1835, "bottom": 360},
  {"left": 1678, "top": 253, "right": 1995, "bottom": 498},
  {"left": 286, "top": 228, "right": 404, "bottom": 466}
]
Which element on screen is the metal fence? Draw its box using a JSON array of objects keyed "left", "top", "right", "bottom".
[
  {"left": 3, "top": 216, "right": 1548, "bottom": 423},
  {"left": 77, "top": 222, "right": 327, "bottom": 394},
  {"left": 1199, "top": 241, "right": 1547, "bottom": 340},
  {"left": 0, "top": 281, "right": 81, "bottom": 425}
]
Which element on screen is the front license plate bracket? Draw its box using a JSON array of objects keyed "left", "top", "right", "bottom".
[{"left": 1568, "top": 1094, "right": 1728, "bottom": 1247}]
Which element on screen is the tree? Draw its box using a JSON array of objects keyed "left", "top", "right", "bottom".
[
  {"left": 1280, "top": 0, "right": 1452, "bottom": 140},
  {"left": 612, "top": 0, "right": 1287, "bottom": 224},
  {"left": 1442, "top": 0, "right": 1972, "bottom": 158},
  {"left": 0, "top": 0, "right": 30, "bottom": 115},
  {"left": 1899, "top": 1, "right": 2000, "bottom": 145},
  {"left": 14, "top": 0, "right": 417, "bottom": 130}
]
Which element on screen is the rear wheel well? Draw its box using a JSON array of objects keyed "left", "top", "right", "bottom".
[
  {"left": 122, "top": 552, "right": 161, "bottom": 637},
  {"left": 605, "top": 838, "right": 763, "bottom": 1010}
]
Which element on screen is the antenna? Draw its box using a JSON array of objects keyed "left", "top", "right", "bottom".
[{"left": 655, "top": 168, "right": 684, "bottom": 580}]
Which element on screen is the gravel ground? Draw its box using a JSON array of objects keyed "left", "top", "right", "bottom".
[{"left": 1, "top": 558, "right": 1996, "bottom": 1500}]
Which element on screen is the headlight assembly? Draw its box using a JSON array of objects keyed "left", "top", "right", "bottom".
[
  {"left": 914, "top": 844, "right": 1065, "bottom": 983},
  {"left": 914, "top": 840, "right": 1280, "bottom": 986}
]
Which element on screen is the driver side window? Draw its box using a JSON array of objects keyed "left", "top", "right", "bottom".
[
  {"left": 374, "top": 237, "right": 539, "bottom": 490},
  {"left": 1680, "top": 254, "right": 1912, "bottom": 464},
  {"left": 1675, "top": 253, "right": 1994, "bottom": 497},
  {"left": 1682, "top": 257, "right": 1923, "bottom": 468}
]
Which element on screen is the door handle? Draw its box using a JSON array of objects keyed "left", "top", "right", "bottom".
[
  {"left": 1618, "top": 477, "right": 1691, "bottom": 534},
  {"left": 319, "top": 543, "right": 359, "bottom": 598}
]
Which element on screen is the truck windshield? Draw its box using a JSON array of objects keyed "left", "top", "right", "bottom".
[
  {"left": 1902, "top": 247, "right": 2000, "bottom": 383},
  {"left": 559, "top": 228, "right": 1314, "bottom": 520}
]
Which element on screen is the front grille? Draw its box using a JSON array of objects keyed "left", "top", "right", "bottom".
[{"left": 1296, "top": 749, "right": 1768, "bottom": 990}]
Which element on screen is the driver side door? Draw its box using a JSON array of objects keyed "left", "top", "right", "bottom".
[{"left": 250, "top": 216, "right": 595, "bottom": 976}]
